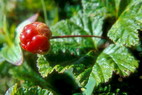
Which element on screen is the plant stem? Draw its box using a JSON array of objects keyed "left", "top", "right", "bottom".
[
  {"left": 51, "top": 35, "right": 108, "bottom": 40},
  {"left": 41, "top": 0, "right": 48, "bottom": 25}
]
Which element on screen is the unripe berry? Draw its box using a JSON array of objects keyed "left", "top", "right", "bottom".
[{"left": 20, "top": 22, "right": 51, "bottom": 54}]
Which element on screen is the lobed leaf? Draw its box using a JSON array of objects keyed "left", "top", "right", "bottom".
[
  {"left": 84, "top": 44, "right": 138, "bottom": 95},
  {"left": 50, "top": 12, "right": 104, "bottom": 54},
  {"left": 37, "top": 12, "right": 105, "bottom": 78},
  {"left": 36, "top": 1, "right": 140, "bottom": 94},
  {"left": 37, "top": 52, "right": 78, "bottom": 78},
  {"left": 108, "top": 1, "right": 142, "bottom": 47},
  {"left": 37, "top": 50, "right": 97, "bottom": 88},
  {"left": 82, "top": 0, "right": 132, "bottom": 18}
]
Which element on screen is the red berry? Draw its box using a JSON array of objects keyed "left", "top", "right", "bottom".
[{"left": 20, "top": 22, "right": 51, "bottom": 54}]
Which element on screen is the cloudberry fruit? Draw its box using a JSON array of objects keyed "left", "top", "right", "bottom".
[{"left": 20, "top": 22, "right": 51, "bottom": 54}]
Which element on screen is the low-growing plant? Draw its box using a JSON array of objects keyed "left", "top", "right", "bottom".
[{"left": 0, "top": 0, "right": 142, "bottom": 95}]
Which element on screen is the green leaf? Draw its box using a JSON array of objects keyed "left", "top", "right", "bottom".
[
  {"left": 51, "top": 12, "right": 105, "bottom": 54},
  {"left": 82, "top": 0, "right": 132, "bottom": 18},
  {"left": 16, "top": 86, "right": 53, "bottom": 95},
  {"left": 37, "top": 51, "right": 78, "bottom": 77},
  {"left": 37, "top": 50, "right": 96, "bottom": 87},
  {"left": 5, "top": 84, "right": 53, "bottom": 95},
  {"left": 76, "top": 67, "right": 92, "bottom": 86},
  {"left": 0, "top": 44, "right": 23, "bottom": 65},
  {"left": 42, "top": 13, "right": 105, "bottom": 81},
  {"left": 5, "top": 84, "right": 18, "bottom": 95},
  {"left": 84, "top": 44, "right": 138, "bottom": 95},
  {"left": 37, "top": 55, "right": 53, "bottom": 78},
  {"left": 108, "top": 1, "right": 142, "bottom": 47},
  {"left": 82, "top": 0, "right": 115, "bottom": 17},
  {"left": 70, "top": 13, "right": 105, "bottom": 47},
  {"left": 82, "top": 0, "right": 105, "bottom": 16}
]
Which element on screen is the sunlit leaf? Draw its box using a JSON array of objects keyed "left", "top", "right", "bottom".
[
  {"left": 51, "top": 12, "right": 104, "bottom": 54},
  {"left": 37, "top": 52, "right": 78, "bottom": 77},
  {"left": 82, "top": 0, "right": 132, "bottom": 17},
  {"left": 108, "top": 1, "right": 142, "bottom": 46},
  {"left": 84, "top": 44, "right": 138, "bottom": 95},
  {"left": 3, "top": 0, "right": 142, "bottom": 94}
]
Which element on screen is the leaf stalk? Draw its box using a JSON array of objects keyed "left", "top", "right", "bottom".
[{"left": 51, "top": 35, "right": 108, "bottom": 40}]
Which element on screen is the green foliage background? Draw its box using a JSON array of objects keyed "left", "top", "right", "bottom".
[{"left": 0, "top": 0, "right": 142, "bottom": 95}]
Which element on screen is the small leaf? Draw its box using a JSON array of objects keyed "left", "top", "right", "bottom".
[
  {"left": 108, "top": 1, "right": 142, "bottom": 46},
  {"left": 0, "top": 44, "right": 23, "bottom": 65},
  {"left": 84, "top": 44, "right": 138, "bottom": 95}
]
